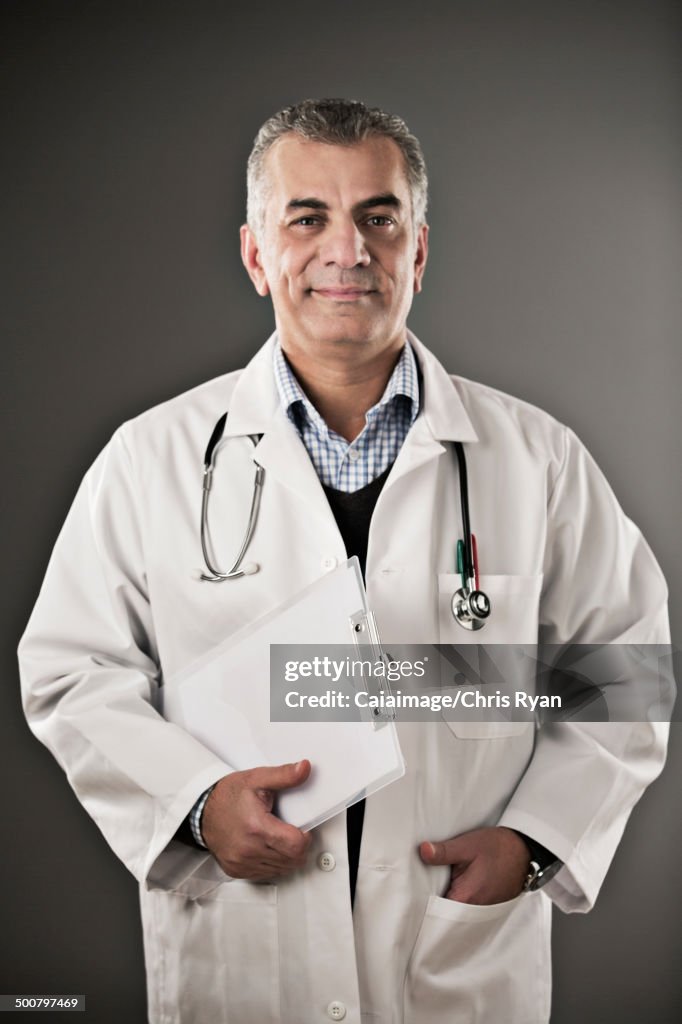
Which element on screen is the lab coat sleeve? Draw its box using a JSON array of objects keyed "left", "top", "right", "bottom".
[
  {"left": 497, "top": 426, "right": 672, "bottom": 913},
  {"left": 18, "top": 427, "right": 233, "bottom": 897}
]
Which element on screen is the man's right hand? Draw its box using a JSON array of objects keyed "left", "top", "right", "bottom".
[{"left": 201, "top": 759, "right": 313, "bottom": 881}]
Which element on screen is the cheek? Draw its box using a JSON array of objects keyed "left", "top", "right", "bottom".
[
  {"left": 272, "top": 253, "right": 311, "bottom": 298},
  {"left": 389, "top": 259, "right": 417, "bottom": 299}
]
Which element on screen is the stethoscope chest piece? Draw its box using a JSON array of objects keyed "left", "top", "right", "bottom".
[{"left": 451, "top": 587, "right": 491, "bottom": 630}]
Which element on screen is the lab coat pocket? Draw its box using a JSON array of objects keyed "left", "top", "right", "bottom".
[
  {"left": 438, "top": 574, "right": 543, "bottom": 739},
  {"left": 142, "top": 880, "right": 280, "bottom": 1024},
  {"left": 404, "top": 891, "right": 550, "bottom": 1024}
]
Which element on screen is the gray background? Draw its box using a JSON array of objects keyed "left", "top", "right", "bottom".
[{"left": 2, "top": 1, "right": 680, "bottom": 1021}]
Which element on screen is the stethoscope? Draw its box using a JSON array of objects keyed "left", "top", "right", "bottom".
[
  {"left": 194, "top": 414, "right": 492, "bottom": 630},
  {"left": 192, "top": 413, "right": 264, "bottom": 582},
  {"left": 450, "top": 442, "right": 491, "bottom": 631}
]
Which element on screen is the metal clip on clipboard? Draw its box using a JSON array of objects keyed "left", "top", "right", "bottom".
[{"left": 350, "top": 609, "right": 396, "bottom": 727}]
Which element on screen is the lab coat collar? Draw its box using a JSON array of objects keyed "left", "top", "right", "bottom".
[
  {"left": 222, "top": 332, "right": 281, "bottom": 438},
  {"left": 223, "top": 334, "right": 331, "bottom": 515},
  {"left": 223, "top": 329, "right": 478, "bottom": 444},
  {"left": 406, "top": 330, "right": 478, "bottom": 443}
]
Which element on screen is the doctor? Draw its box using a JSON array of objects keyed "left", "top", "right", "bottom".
[{"left": 19, "top": 98, "right": 670, "bottom": 1024}]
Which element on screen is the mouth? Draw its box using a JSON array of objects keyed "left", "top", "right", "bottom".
[{"left": 311, "top": 288, "right": 375, "bottom": 302}]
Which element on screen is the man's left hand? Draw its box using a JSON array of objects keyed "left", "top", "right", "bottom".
[{"left": 419, "top": 826, "right": 530, "bottom": 905}]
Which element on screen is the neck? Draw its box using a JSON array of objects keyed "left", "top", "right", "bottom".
[{"left": 281, "top": 337, "right": 405, "bottom": 442}]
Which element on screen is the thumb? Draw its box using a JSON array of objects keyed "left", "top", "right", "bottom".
[
  {"left": 420, "top": 839, "right": 457, "bottom": 865},
  {"left": 253, "top": 759, "right": 311, "bottom": 792}
]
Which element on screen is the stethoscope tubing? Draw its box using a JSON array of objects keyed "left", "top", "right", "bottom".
[
  {"left": 198, "top": 420, "right": 264, "bottom": 581},
  {"left": 453, "top": 441, "right": 474, "bottom": 585},
  {"left": 196, "top": 414, "right": 490, "bottom": 626}
]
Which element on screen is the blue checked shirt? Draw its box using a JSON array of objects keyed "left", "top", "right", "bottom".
[
  {"left": 188, "top": 339, "right": 421, "bottom": 846},
  {"left": 273, "top": 339, "right": 420, "bottom": 492}
]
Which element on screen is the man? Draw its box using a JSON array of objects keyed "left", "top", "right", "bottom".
[{"left": 19, "top": 99, "right": 670, "bottom": 1023}]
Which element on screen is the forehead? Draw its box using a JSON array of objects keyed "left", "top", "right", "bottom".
[{"left": 262, "top": 134, "right": 411, "bottom": 209}]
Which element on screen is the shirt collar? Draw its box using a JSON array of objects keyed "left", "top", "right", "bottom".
[{"left": 273, "top": 339, "right": 420, "bottom": 436}]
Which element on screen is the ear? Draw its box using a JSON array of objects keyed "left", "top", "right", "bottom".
[
  {"left": 240, "top": 223, "right": 270, "bottom": 297},
  {"left": 413, "top": 223, "right": 429, "bottom": 295}
]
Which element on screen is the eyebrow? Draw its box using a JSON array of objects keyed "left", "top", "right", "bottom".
[
  {"left": 286, "top": 193, "right": 403, "bottom": 214},
  {"left": 356, "top": 193, "right": 403, "bottom": 213}
]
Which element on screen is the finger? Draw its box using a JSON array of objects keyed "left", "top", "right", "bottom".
[
  {"left": 419, "top": 839, "right": 467, "bottom": 866},
  {"left": 250, "top": 759, "right": 311, "bottom": 793},
  {"left": 250, "top": 845, "right": 296, "bottom": 870},
  {"left": 445, "top": 868, "right": 483, "bottom": 903},
  {"left": 223, "top": 858, "right": 292, "bottom": 881},
  {"left": 445, "top": 860, "right": 519, "bottom": 905},
  {"left": 220, "top": 836, "right": 303, "bottom": 875},
  {"left": 237, "top": 816, "right": 307, "bottom": 861},
  {"left": 258, "top": 823, "right": 307, "bottom": 864},
  {"left": 256, "top": 857, "right": 296, "bottom": 876},
  {"left": 248, "top": 846, "right": 310, "bottom": 877},
  {"left": 236, "top": 793, "right": 310, "bottom": 860},
  {"left": 264, "top": 843, "right": 309, "bottom": 869},
  {"left": 263, "top": 819, "right": 312, "bottom": 860}
]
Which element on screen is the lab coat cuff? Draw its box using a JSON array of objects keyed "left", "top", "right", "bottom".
[
  {"left": 143, "top": 763, "right": 235, "bottom": 899},
  {"left": 497, "top": 808, "right": 594, "bottom": 913}
]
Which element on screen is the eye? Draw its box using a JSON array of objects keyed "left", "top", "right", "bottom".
[
  {"left": 291, "top": 216, "right": 322, "bottom": 227},
  {"left": 365, "top": 215, "right": 394, "bottom": 227}
]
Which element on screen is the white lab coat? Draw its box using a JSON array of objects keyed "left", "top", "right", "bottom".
[{"left": 18, "top": 332, "right": 670, "bottom": 1024}]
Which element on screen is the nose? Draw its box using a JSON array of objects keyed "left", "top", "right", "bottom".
[{"left": 319, "top": 219, "right": 371, "bottom": 269}]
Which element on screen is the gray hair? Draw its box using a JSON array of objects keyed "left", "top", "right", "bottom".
[{"left": 246, "top": 98, "right": 428, "bottom": 238}]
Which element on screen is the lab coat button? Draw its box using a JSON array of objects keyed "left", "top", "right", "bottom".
[
  {"left": 317, "top": 851, "right": 336, "bottom": 872},
  {"left": 322, "top": 557, "right": 338, "bottom": 571},
  {"left": 327, "top": 1001, "right": 346, "bottom": 1020}
]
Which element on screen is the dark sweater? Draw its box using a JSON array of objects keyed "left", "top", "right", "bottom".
[{"left": 322, "top": 464, "right": 393, "bottom": 906}]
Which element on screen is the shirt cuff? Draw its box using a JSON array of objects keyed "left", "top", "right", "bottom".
[{"left": 189, "top": 785, "right": 216, "bottom": 849}]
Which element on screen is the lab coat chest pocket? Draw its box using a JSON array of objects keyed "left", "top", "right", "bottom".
[
  {"left": 142, "top": 880, "right": 280, "bottom": 1024},
  {"left": 437, "top": 574, "right": 543, "bottom": 739},
  {"left": 403, "top": 891, "right": 551, "bottom": 1024}
]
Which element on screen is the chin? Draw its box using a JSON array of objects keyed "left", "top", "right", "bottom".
[
  {"left": 309, "top": 318, "right": 385, "bottom": 347},
  {"left": 317, "top": 332, "right": 380, "bottom": 349}
]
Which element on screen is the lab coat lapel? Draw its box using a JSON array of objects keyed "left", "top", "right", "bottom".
[
  {"left": 222, "top": 332, "right": 336, "bottom": 523},
  {"left": 222, "top": 332, "right": 280, "bottom": 438},
  {"left": 408, "top": 330, "right": 479, "bottom": 445},
  {"left": 378, "top": 331, "right": 479, "bottom": 494},
  {"left": 252, "top": 409, "right": 333, "bottom": 524}
]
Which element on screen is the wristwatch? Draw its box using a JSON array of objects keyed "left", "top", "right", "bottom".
[
  {"left": 512, "top": 829, "right": 562, "bottom": 891},
  {"left": 524, "top": 856, "right": 563, "bottom": 891}
]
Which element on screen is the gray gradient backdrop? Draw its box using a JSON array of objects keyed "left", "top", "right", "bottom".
[{"left": 2, "top": 1, "right": 680, "bottom": 1021}]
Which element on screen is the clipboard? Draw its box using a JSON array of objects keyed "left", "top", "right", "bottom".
[{"left": 162, "top": 558, "right": 405, "bottom": 831}]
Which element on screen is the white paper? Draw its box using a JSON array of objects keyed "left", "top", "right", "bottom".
[{"left": 163, "top": 559, "right": 405, "bottom": 830}]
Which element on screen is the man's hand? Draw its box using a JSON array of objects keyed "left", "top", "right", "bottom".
[
  {"left": 202, "top": 759, "right": 313, "bottom": 881},
  {"left": 419, "top": 826, "right": 530, "bottom": 905}
]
